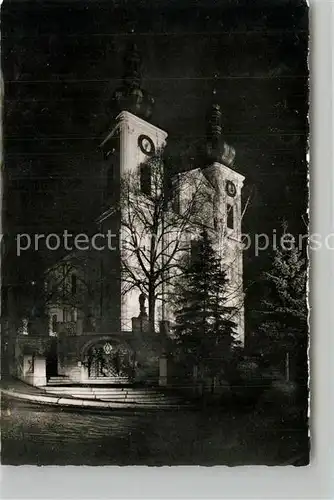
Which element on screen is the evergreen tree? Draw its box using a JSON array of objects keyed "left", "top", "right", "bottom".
[
  {"left": 259, "top": 233, "right": 308, "bottom": 381},
  {"left": 173, "top": 229, "right": 240, "bottom": 379}
]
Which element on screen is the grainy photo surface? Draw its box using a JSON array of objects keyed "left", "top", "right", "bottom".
[{"left": 1, "top": 0, "right": 309, "bottom": 465}]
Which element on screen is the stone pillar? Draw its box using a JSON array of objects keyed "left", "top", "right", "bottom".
[
  {"left": 159, "top": 356, "right": 168, "bottom": 387},
  {"left": 80, "top": 361, "right": 89, "bottom": 382},
  {"left": 32, "top": 356, "right": 46, "bottom": 387},
  {"left": 23, "top": 354, "right": 34, "bottom": 379}
]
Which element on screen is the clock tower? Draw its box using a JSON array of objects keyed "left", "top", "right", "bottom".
[
  {"left": 198, "top": 99, "right": 245, "bottom": 343},
  {"left": 99, "top": 43, "right": 167, "bottom": 333}
]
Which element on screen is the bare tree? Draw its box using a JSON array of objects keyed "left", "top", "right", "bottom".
[
  {"left": 120, "top": 149, "right": 209, "bottom": 333},
  {"left": 40, "top": 251, "right": 101, "bottom": 330}
]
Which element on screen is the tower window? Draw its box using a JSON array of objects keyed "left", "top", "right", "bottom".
[
  {"left": 140, "top": 164, "right": 151, "bottom": 195},
  {"left": 227, "top": 204, "right": 234, "bottom": 229}
]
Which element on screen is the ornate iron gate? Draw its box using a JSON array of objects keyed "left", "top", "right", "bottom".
[{"left": 87, "top": 342, "right": 134, "bottom": 380}]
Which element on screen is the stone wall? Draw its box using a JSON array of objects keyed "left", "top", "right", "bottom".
[
  {"left": 14, "top": 335, "right": 49, "bottom": 386},
  {"left": 14, "top": 328, "right": 169, "bottom": 386},
  {"left": 55, "top": 330, "right": 165, "bottom": 384},
  {"left": 15, "top": 334, "right": 51, "bottom": 357}
]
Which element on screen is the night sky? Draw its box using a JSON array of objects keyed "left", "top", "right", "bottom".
[{"left": 2, "top": 0, "right": 309, "bottom": 319}]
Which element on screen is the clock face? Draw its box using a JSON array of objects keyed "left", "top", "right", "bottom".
[
  {"left": 226, "top": 180, "right": 237, "bottom": 197},
  {"left": 138, "top": 134, "right": 155, "bottom": 156}
]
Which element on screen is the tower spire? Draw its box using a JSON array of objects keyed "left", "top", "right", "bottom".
[
  {"left": 111, "top": 41, "right": 155, "bottom": 121},
  {"left": 122, "top": 41, "right": 142, "bottom": 89},
  {"left": 206, "top": 75, "right": 222, "bottom": 146},
  {"left": 207, "top": 102, "right": 222, "bottom": 146},
  {"left": 200, "top": 80, "right": 236, "bottom": 169}
]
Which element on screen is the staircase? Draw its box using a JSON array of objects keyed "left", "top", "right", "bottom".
[
  {"left": 47, "top": 376, "right": 73, "bottom": 386},
  {"left": 47, "top": 376, "right": 129, "bottom": 386},
  {"left": 42, "top": 383, "right": 192, "bottom": 409}
]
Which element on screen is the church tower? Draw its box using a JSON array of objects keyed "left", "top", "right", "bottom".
[
  {"left": 199, "top": 97, "right": 245, "bottom": 344},
  {"left": 98, "top": 43, "right": 168, "bottom": 333}
]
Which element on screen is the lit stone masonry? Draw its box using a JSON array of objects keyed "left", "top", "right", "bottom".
[
  {"left": 40, "top": 42, "right": 246, "bottom": 386},
  {"left": 163, "top": 160, "right": 245, "bottom": 345},
  {"left": 100, "top": 110, "right": 168, "bottom": 332}
]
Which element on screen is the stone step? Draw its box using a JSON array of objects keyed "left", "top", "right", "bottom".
[
  {"left": 91, "top": 388, "right": 163, "bottom": 394},
  {"left": 48, "top": 377, "right": 130, "bottom": 384},
  {"left": 88, "top": 377, "right": 129, "bottom": 380},
  {"left": 47, "top": 379, "right": 73, "bottom": 384},
  {"left": 45, "top": 387, "right": 128, "bottom": 393},
  {"left": 98, "top": 398, "right": 183, "bottom": 405},
  {"left": 44, "top": 389, "right": 178, "bottom": 400},
  {"left": 54, "top": 395, "right": 181, "bottom": 403},
  {"left": 41, "top": 385, "right": 186, "bottom": 405},
  {"left": 82, "top": 379, "right": 129, "bottom": 385},
  {"left": 48, "top": 379, "right": 75, "bottom": 382},
  {"left": 45, "top": 388, "right": 174, "bottom": 397}
]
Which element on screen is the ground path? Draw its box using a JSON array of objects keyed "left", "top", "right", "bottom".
[{"left": 1, "top": 396, "right": 308, "bottom": 466}]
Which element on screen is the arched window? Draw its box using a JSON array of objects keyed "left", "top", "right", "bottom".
[
  {"left": 227, "top": 203, "right": 234, "bottom": 230},
  {"left": 140, "top": 163, "right": 151, "bottom": 195}
]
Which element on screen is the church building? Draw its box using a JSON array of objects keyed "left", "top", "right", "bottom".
[{"left": 12, "top": 43, "right": 245, "bottom": 387}]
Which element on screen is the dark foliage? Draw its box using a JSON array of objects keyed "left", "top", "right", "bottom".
[
  {"left": 256, "top": 227, "right": 308, "bottom": 384},
  {"left": 173, "top": 228, "right": 240, "bottom": 378}
]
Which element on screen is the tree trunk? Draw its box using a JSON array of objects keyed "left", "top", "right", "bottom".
[{"left": 148, "top": 287, "right": 155, "bottom": 334}]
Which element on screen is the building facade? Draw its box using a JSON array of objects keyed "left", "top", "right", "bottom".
[{"left": 12, "top": 43, "right": 245, "bottom": 386}]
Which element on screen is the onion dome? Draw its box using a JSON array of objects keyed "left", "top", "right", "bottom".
[
  {"left": 198, "top": 92, "right": 236, "bottom": 170},
  {"left": 111, "top": 42, "right": 155, "bottom": 121}
]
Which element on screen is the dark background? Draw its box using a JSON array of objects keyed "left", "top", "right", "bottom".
[{"left": 1, "top": 0, "right": 309, "bottom": 330}]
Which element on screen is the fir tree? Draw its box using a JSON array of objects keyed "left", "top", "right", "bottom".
[
  {"left": 259, "top": 229, "right": 308, "bottom": 381},
  {"left": 173, "top": 228, "right": 240, "bottom": 378}
]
